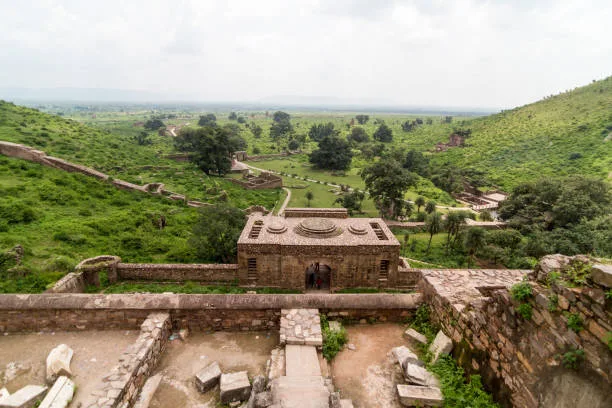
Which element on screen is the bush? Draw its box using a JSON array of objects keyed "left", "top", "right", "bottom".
[
  {"left": 320, "top": 315, "right": 348, "bottom": 361},
  {"left": 43, "top": 256, "right": 76, "bottom": 273},
  {"left": 516, "top": 303, "right": 533, "bottom": 320},
  {"left": 510, "top": 282, "right": 533, "bottom": 301},
  {"left": 560, "top": 348, "right": 585, "bottom": 369},
  {"left": 565, "top": 312, "right": 583, "bottom": 332}
]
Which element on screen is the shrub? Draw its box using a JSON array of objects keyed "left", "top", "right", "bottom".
[
  {"left": 560, "top": 348, "right": 585, "bottom": 369},
  {"left": 516, "top": 303, "right": 533, "bottom": 320},
  {"left": 510, "top": 282, "right": 533, "bottom": 301},
  {"left": 320, "top": 315, "right": 348, "bottom": 361},
  {"left": 43, "top": 256, "right": 77, "bottom": 273},
  {"left": 547, "top": 294, "right": 559, "bottom": 311}
]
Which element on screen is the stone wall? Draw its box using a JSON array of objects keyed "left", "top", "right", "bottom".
[
  {"left": 224, "top": 174, "right": 283, "bottom": 190},
  {"left": 84, "top": 312, "right": 171, "bottom": 408},
  {"left": 116, "top": 263, "right": 239, "bottom": 283},
  {"left": 47, "top": 272, "right": 86, "bottom": 293},
  {"left": 420, "top": 262, "right": 611, "bottom": 408},
  {"left": 283, "top": 208, "right": 348, "bottom": 218},
  {"left": 0, "top": 293, "right": 421, "bottom": 333}
]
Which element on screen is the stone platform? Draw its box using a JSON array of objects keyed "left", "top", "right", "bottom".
[{"left": 280, "top": 309, "right": 323, "bottom": 346}]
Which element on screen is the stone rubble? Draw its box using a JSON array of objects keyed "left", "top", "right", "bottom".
[
  {"left": 391, "top": 346, "right": 422, "bottom": 369},
  {"left": 195, "top": 362, "right": 222, "bottom": 393},
  {"left": 404, "top": 328, "right": 428, "bottom": 344},
  {"left": 220, "top": 371, "right": 252, "bottom": 404},
  {"left": 45, "top": 344, "right": 73, "bottom": 384},
  {"left": 39, "top": 376, "right": 75, "bottom": 408},
  {"left": 404, "top": 363, "right": 440, "bottom": 388},
  {"left": 428, "top": 331, "right": 453, "bottom": 363},
  {"left": 0, "top": 385, "right": 47, "bottom": 408},
  {"left": 397, "top": 384, "right": 443, "bottom": 407}
]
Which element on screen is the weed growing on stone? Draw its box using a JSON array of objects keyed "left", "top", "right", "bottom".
[
  {"left": 565, "top": 312, "right": 584, "bottom": 332},
  {"left": 516, "top": 303, "right": 533, "bottom": 320},
  {"left": 547, "top": 294, "right": 559, "bottom": 312},
  {"left": 510, "top": 282, "right": 533, "bottom": 302},
  {"left": 559, "top": 348, "right": 585, "bottom": 369}
]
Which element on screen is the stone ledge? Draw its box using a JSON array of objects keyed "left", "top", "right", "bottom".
[{"left": 0, "top": 293, "right": 422, "bottom": 311}]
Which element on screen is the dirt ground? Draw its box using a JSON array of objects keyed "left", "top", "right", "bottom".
[
  {"left": 150, "top": 331, "right": 278, "bottom": 408},
  {"left": 0, "top": 330, "right": 139, "bottom": 406},
  {"left": 330, "top": 323, "right": 408, "bottom": 408}
]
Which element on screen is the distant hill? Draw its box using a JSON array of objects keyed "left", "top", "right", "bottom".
[{"left": 428, "top": 76, "right": 612, "bottom": 190}]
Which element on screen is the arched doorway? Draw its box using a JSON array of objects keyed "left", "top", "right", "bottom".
[{"left": 305, "top": 263, "right": 331, "bottom": 293}]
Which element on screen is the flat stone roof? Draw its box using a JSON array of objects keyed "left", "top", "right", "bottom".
[{"left": 238, "top": 213, "right": 400, "bottom": 247}]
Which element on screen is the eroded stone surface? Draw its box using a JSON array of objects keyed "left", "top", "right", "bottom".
[
  {"left": 280, "top": 309, "right": 322, "bottom": 346},
  {"left": 46, "top": 344, "right": 73, "bottom": 384},
  {"left": 133, "top": 374, "right": 162, "bottom": 408},
  {"left": 391, "top": 346, "right": 421, "bottom": 369},
  {"left": 404, "top": 363, "right": 440, "bottom": 387}
]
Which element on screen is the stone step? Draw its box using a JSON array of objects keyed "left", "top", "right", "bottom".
[
  {"left": 271, "top": 376, "right": 330, "bottom": 408},
  {"left": 285, "top": 345, "right": 322, "bottom": 377}
]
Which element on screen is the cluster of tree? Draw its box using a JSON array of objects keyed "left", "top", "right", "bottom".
[
  {"left": 270, "top": 111, "right": 293, "bottom": 141},
  {"left": 309, "top": 122, "right": 337, "bottom": 142},
  {"left": 189, "top": 205, "right": 246, "bottom": 263},
  {"left": 401, "top": 118, "right": 423, "bottom": 132},
  {"left": 198, "top": 114, "right": 217, "bottom": 126},
  {"left": 228, "top": 112, "right": 247, "bottom": 124},
  {"left": 133, "top": 131, "right": 152, "bottom": 146},
  {"left": 499, "top": 176, "right": 611, "bottom": 257},
  {"left": 248, "top": 122, "right": 263, "bottom": 138},
  {"left": 347, "top": 126, "right": 369, "bottom": 144},
  {"left": 373, "top": 123, "right": 393, "bottom": 142},
  {"left": 174, "top": 125, "right": 247, "bottom": 175},
  {"left": 144, "top": 118, "right": 164, "bottom": 131},
  {"left": 309, "top": 133, "right": 353, "bottom": 171},
  {"left": 334, "top": 190, "right": 365, "bottom": 215}
]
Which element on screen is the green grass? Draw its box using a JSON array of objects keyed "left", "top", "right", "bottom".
[
  {"left": 100, "top": 281, "right": 301, "bottom": 294},
  {"left": 395, "top": 231, "right": 470, "bottom": 268}
]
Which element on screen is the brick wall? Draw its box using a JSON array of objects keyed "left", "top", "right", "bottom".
[{"left": 116, "top": 263, "right": 239, "bottom": 283}]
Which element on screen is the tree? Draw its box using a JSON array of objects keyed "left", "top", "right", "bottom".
[
  {"left": 373, "top": 123, "right": 393, "bottom": 142},
  {"left": 250, "top": 123, "right": 263, "bottom": 138},
  {"left": 425, "top": 212, "right": 442, "bottom": 253},
  {"left": 309, "top": 135, "right": 353, "bottom": 171},
  {"left": 174, "top": 126, "right": 237, "bottom": 176},
  {"left": 144, "top": 118, "right": 164, "bottom": 131},
  {"left": 361, "top": 159, "right": 417, "bottom": 219},
  {"left": 198, "top": 114, "right": 217, "bottom": 126},
  {"left": 347, "top": 127, "right": 369, "bottom": 144},
  {"left": 237, "top": 116, "right": 247, "bottom": 124},
  {"left": 404, "top": 150, "right": 430, "bottom": 177},
  {"left": 228, "top": 112, "right": 238, "bottom": 120},
  {"left": 305, "top": 191, "right": 314, "bottom": 207},
  {"left": 189, "top": 205, "right": 246, "bottom": 263},
  {"left": 355, "top": 114, "right": 369, "bottom": 125},
  {"left": 309, "top": 122, "right": 337, "bottom": 142},
  {"left": 479, "top": 210, "right": 493, "bottom": 221},
  {"left": 133, "top": 131, "right": 152, "bottom": 146},
  {"left": 288, "top": 139, "right": 300, "bottom": 151},
  {"left": 334, "top": 190, "right": 365, "bottom": 215},
  {"left": 415, "top": 196, "right": 426, "bottom": 213},
  {"left": 464, "top": 227, "right": 486, "bottom": 268},
  {"left": 401, "top": 120, "right": 417, "bottom": 132},
  {"left": 444, "top": 211, "right": 468, "bottom": 253},
  {"left": 273, "top": 111, "right": 290, "bottom": 123},
  {"left": 425, "top": 200, "right": 437, "bottom": 214}
]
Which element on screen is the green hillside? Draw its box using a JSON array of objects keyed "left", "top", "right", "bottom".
[
  {"left": 0, "top": 101, "right": 280, "bottom": 209},
  {"left": 0, "top": 156, "right": 202, "bottom": 293},
  {"left": 430, "top": 77, "right": 612, "bottom": 189}
]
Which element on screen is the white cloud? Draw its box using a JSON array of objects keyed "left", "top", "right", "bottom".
[{"left": 0, "top": 0, "right": 610, "bottom": 108}]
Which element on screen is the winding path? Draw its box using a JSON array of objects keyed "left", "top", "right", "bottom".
[{"left": 277, "top": 187, "right": 291, "bottom": 216}]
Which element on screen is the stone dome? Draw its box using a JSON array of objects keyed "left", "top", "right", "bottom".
[
  {"left": 294, "top": 218, "right": 342, "bottom": 238},
  {"left": 266, "top": 221, "right": 288, "bottom": 234},
  {"left": 348, "top": 223, "right": 368, "bottom": 235}
]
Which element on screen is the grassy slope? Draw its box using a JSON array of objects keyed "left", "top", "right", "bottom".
[
  {"left": 0, "top": 101, "right": 280, "bottom": 209},
  {"left": 0, "top": 156, "right": 206, "bottom": 292},
  {"left": 432, "top": 76, "right": 612, "bottom": 189}
]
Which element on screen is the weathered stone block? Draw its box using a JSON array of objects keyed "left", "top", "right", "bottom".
[
  {"left": 0, "top": 385, "right": 47, "bottom": 408},
  {"left": 392, "top": 346, "right": 422, "bottom": 369},
  {"left": 404, "top": 363, "right": 440, "bottom": 387},
  {"left": 46, "top": 344, "right": 73, "bottom": 384},
  {"left": 404, "top": 328, "right": 428, "bottom": 344},
  {"left": 339, "top": 400, "right": 354, "bottom": 408},
  {"left": 220, "top": 371, "right": 251, "bottom": 404},
  {"left": 195, "top": 362, "right": 222, "bottom": 393},
  {"left": 591, "top": 264, "right": 612, "bottom": 288},
  {"left": 397, "top": 385, "right": 443, "bottom": 407},
  {"left": 39, "top": 376, "right": 75, "bottom": 408},
  {"left": 251, "top": 375, "right": 266, "bottom": 394},
  {"left": 134, "top": 374, "right": 162, "bottom": 408},
  {"left": 429, "top": 331, "right": 453, "bottom": 363}
]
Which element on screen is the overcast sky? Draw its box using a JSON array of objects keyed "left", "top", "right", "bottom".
[{"left": 0, "top": 0, "right": 610, "bottom": 109}]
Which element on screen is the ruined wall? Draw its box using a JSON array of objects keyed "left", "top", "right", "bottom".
[
  {"left": 116, "top": 263, "right": 239, "bottom": 283},
  {"left": 84, "top": 313, "right": 171, "bottom": 408},
  {"left": 47, "top": 272, "right": 85, "bottom": 293},
  {"left": 0, "top": 293, "right": 421, "bottom": 333},
  {"left": 283, "top": 208, "right": 348, "bottom": 218},
  {"left": 224, "top": 175, "right": 282, "bottom": 190},
  {"left": 420, "top": 262, "right": 611, "bottom": 408}
]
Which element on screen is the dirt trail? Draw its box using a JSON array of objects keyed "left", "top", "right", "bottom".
[
  {"left": 0, "top": 331, "right": 139, "bottom": 406},
  {"left": 331, "top": 324, "right": 407, "bottom": 408},
  {"left": 150, "top": 331, "right": 278, "bottom": 408}
]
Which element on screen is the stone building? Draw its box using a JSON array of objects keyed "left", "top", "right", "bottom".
[{"left": 237, "top": 208, "right": 401, "bottom": 291}]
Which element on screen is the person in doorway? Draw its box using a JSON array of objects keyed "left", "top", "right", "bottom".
[
  {"left": 308, "top": 269, "right": 315, "bottom": 288},
  {"left": 316, "top": 276, "right": 322, "bottom": 289}
]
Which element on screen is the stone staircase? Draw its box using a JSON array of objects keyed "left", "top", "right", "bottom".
[{"left": 271, "top": 309, "right": 353, "bottom": 408}]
